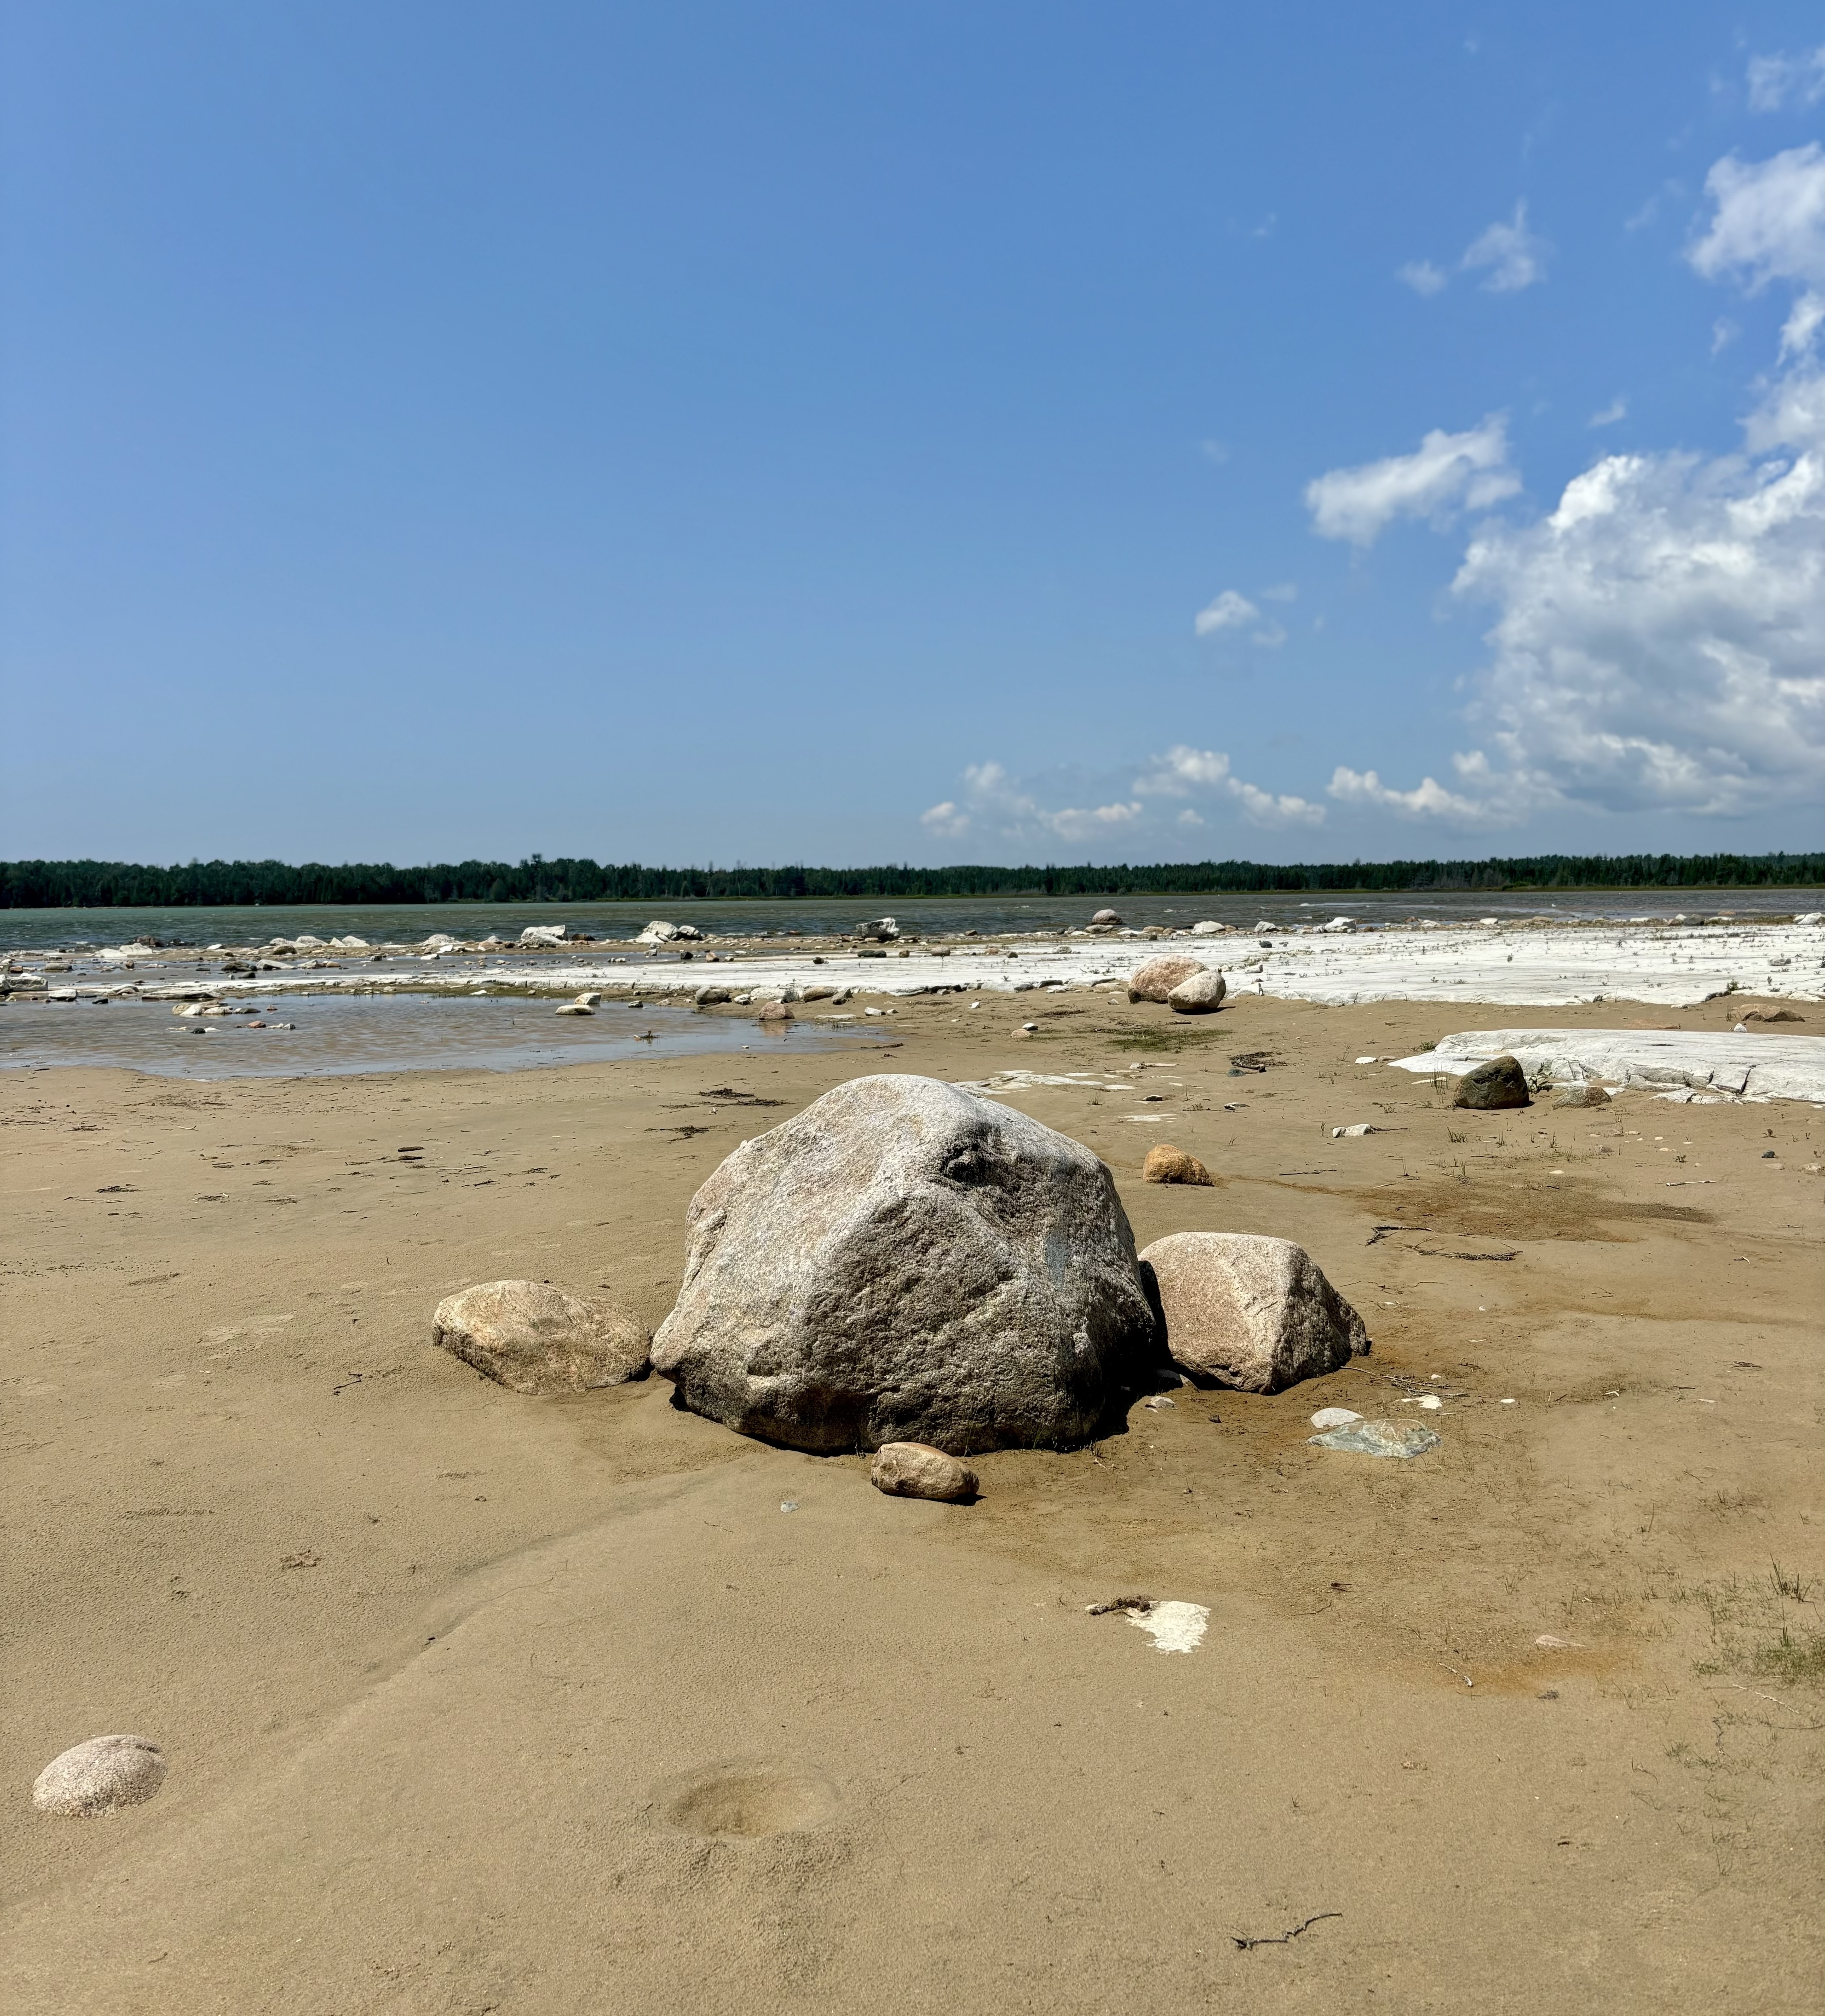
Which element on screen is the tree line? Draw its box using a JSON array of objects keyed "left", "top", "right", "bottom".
[{"left": 2, "top": 851, "right": 1821, "bottom": 908}]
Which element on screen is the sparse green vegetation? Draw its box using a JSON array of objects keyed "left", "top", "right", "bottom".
[{"left": 1672, "top": 1563, "right": 1823, "bottom": 1687}]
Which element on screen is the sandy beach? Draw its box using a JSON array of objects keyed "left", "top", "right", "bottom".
[{"left": 3, "top": 979, "right": 1821, "bottom": 2014}]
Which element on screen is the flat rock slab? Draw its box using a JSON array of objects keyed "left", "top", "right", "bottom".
[
  {"left": 1308, "top": 1418, "right": 1440, "bottom": 1459},
  {"left": 1385, "top": 1028, "right": 1825, "bottom": 1105}
]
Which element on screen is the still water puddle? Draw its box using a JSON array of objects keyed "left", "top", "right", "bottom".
[{"left": 0, "top": 994, "right": 882, "bottom": 1081}]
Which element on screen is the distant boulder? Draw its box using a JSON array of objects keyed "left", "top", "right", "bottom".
[
  {"left": 519, "top": 925, "right": 568, "bottom": 947},
  {"left": 1167, "top": 970, "right": 1226, "bottom": 1014},
  {"left": 1128, "top": 956, "right": 1205, "bottom": 1004},
  {"left": 857, "top": 917, "right": 901, "bottom": 941},
  {"left": 1091, "top": 908, "right": 1124, "bottom": 926},
  {"left": 1451, "top": 1055, "right": 1532, "bottom": 1110}
]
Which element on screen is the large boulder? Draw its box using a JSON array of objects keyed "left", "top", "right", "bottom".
[
  {"left": 1452, "top": 1054, "right": 1532, "bottom": 1110},
  {"left": 1128, "top": 955, "right": 1206, "bottom": 1004},
  {"left": 1138, "top": 1232, "right": 1369, "bottom": 1392},
  {"left": 1167, "top": 969, "right": 1226, "bottom": 1014},
  {"left": 432, "top": 1281, "right": 650, "bottom": 1395},
  {"left": 651, "top": 1075, "right": 1155, "bottom": 1454}
]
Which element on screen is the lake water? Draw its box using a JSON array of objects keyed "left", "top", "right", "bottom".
[
  {"left": 4, "top": 886, "right": 1818, "bottom": 954},
  {"left": 0, "top": 993, "right": 889, "bottom": 1081}
]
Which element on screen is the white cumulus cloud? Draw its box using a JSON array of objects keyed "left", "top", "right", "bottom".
[
  {"left": 1133, "top": 745, "right": 1325, "bottom": 827},
  {"left": 1688, "top": 145, "right": 1825, "bottom": 291},
  {"left": 1461, "top": 202, "right": 1549, "bottom": 293},
  {"left": 1328, "top": 766, "right": 1493, "bottom": 823},
  {"left": 919, "top": 799, "right": 969, "bottom": 837},
  {"left": 1305, "top": 416, "right": 1520, "bottom": 547}
]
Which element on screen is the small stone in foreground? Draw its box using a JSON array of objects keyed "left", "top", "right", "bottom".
[
  {"left": 432, "top": 1280, "right": 650, "bottom": 1395},
  {"left": 757, "top": 1002, "right": 793, "bottom": 1023},
  {"left": 33, "top": 1735, "right": 166, "bottom": 1817},
  {"left": 1167, "top": 969, "right": 1227, "bottom": 1015},
  {"left": 1143, "top": 1144, "right": 1215, "bottom": 1187},
  {"left": 869, "top": 1442, "right": 978, "bottom": 1502},
  {"left": 1452, "top": 1054, "right": 1532, "bottom": 1110}
]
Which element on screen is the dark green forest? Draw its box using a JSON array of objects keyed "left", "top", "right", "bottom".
[{"left": 2, "top": 852, "right": 1821, "bottom": 908}]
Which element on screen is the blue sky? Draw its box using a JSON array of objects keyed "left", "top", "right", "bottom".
[{"left": 5, "top": 2, "right": 1824, "bottom": 867}]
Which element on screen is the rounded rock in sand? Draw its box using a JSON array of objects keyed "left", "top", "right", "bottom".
[
  {"left": 1142, "top": 1144, "right": 1214, "bottom": 1187},
  {"left": 432, "top": 1280, "right": 650, "bottom": 1395},
  {"left": 869, "top": 1441, "right": 979, "bottom": 1501},
  {"left": 1127, "top": 955, "right": 1206, "bottom": 1004},
  {"left": 33, "top": 1735, "right": 167, "bottom": 1817}
]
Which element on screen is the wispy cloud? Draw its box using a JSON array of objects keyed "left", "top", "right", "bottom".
[
  {"left": 1588, "top": 396, "right": 1628, "bottom": 428},
  {"left": 1461, "top": 201, "right": 1549, "bottom": 292},
  {"left": 1747, "top": 44, "right": 1825, "bottom": 113},
  {"left": 1398, "top": 259, "right": 1449, "bottom": 296},
  {"left": 1304, "top": 416, "right": 1519, "bottom": 547},
  {"left": 1194, "top": 589, "right": 1285, "bottom": 646}
]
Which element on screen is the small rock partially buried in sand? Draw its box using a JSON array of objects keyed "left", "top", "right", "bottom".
[
  {"left": 757, "top": 1002, "right": 793, "bottom": 1023},
  {"left": 1143, "top": 1144, "right": 1214, "bottom": 1187},
  {"left": 869, "top": 1441, "right": 979, "bottom": 1502},
  {"left": 1451, "top": 1053, "right": 1532, "bottom": 1110},
  {"left": 1166, "top": 969, "right": 1226, "bottom": 1015},
  {"left": 1128, "top": 955, "right": 1205, "bottom": 1005},
  {"left": 1554, "top": 1084, "right": 1611, "bottom": 1108},
  {"left": 432, "top": 1280, "right": 650, "bottom": 1395},
  {"left": 1140, "top": 1231, "right": 1370, "bottom": 1393},
  {"left": 33, "top": 1735, "right": 166, "bottom": 1817}
]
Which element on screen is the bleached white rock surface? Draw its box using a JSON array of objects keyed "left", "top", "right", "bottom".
[{"left": 1385, "top": 1028, "right": 1825, "bottom": 1104}]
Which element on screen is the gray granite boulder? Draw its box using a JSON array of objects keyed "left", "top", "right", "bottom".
[{"left": 652, "top": 1075, "right": 1154, "bottom": 1453}]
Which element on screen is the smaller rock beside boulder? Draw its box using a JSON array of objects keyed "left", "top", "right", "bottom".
[
  {"left": 869, "top": 1442, "right": 978, "bottom": 1502},
  {"left": 1167, "top": 969, "right": 1226, "bottom": 1014},
  {"left": 1143, "top": 1144, "right": 1214, "bottom": 1186},
  {"left": 1128, "top": 955, "right": 1206, "bottom": 1004},
  {"left": 1139, "top": 1231, "right": 1369, "bottom": 1392},
  {"left": 33, "top": 1735, "right": 166, "bottom": 1817},
  {"left": 1554, "top": 1083, "right": 1611, "bottom": 1108},
  {"left": 1452, "top": 1054, "right": 1532, "bottom": 1110},
  {"left": 432, "top": 1281, "right": 649, "bottom": 1395}
]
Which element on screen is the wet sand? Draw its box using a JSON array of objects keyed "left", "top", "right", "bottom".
[{"left": 3, "top": 991, "right": 1821, "bottom": 2013}]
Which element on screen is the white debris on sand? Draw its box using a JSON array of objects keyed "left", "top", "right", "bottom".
[
  {"left": 1385, "top": 1028, "right": 1825, "bottom": 1105},
  {"left": 1125, "top": 1601, "right": 1211, "bottom": 1654}
]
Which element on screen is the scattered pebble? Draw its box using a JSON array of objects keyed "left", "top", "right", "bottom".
[
  {"left": 779, "top": 1500, "right": 799, "bottom": 1513},
  {"left": 1534, "top": 1634, "right": 1581, "bottom": 1650},
  {"left": 1309, "top": 1406, "right": 1362, "bottom": 1430}
]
